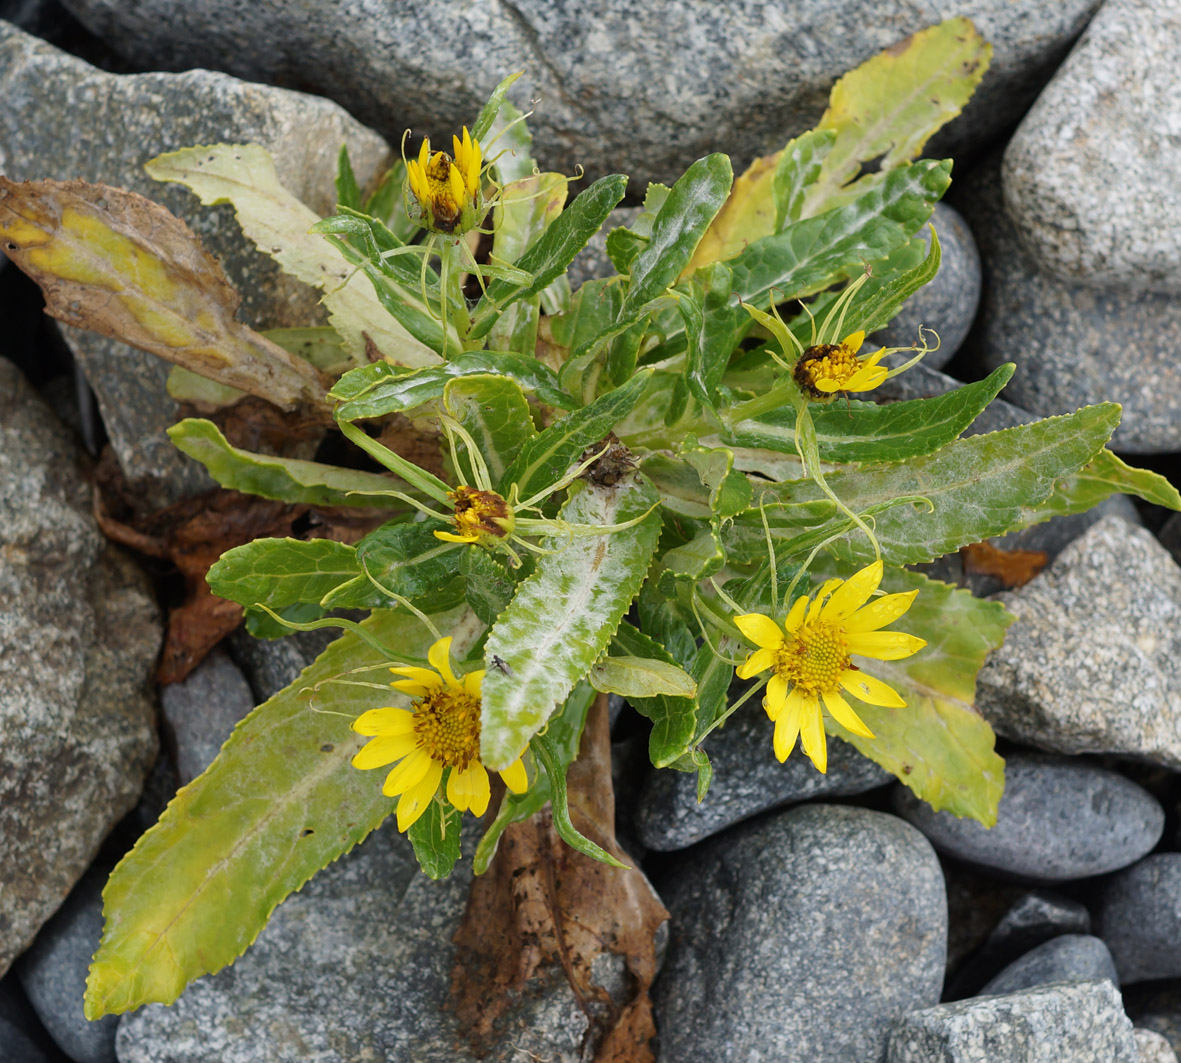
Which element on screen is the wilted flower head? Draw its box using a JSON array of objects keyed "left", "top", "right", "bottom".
[{"left": 405, "top": 126, "right": 483, "bottom": 235}]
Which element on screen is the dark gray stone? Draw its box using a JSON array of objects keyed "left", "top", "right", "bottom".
[
  {"left": 1127, "top": 983, "right": 1181, "bottom": 1059},
  {"left": 1002, "top": 0, "right": 1181, "bottom": 293},
  {"left": 635, "top": 708, "right": 889, "bottom": 850},
  {"left": 1098, "top": 854, "right": 1181, "bottom": 984},
  {"left": 160, "top": 646, "right": 256, "bottom": 785},
  {"left": 892, "top": 752, "right": 1163, "bottom": 883},
  {"left": 0, "top": 357, "right": 160, "bottom": 978},
  {"left": 0, "top": 1016, "right": 61, "bottom": 1063},
  {"left": 17, "top": 866, "right": 118, "bottom": 1063},
  {"left": 975, "top": 517, "right": 1181, "bottom": 768},
  {"left": 57, "top": 0, "right": 1098, "bottom": 191},
  {"left": 0, "top": 23, "right": 393, "bottom": 509},
  {"left": 978, "top": 934, "right": 1118, "bottom": 996},
  {"left": 872, "top": 202, "right": 980, "bottom": 371},
  {"left": 0, "top": 973, "right": 64, "bottom": 1063},
  {"left": 954, "top": 155, "right": 1181, "bottom": 455},
  {"left": 887, "top": 980, "right": 1137, "bottom": 1063},
  {"left": 655, "top": 804, "right": 946, "bottom": 1063},
  {"left": 227, "top": 627, "right": 339, "bottom": 704}
]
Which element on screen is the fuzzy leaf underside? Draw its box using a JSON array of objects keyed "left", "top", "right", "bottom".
[
  {"left": 84, "top": 607, "right": 466, "bottom": 1018},
  {"left": 479, "top": 478, "right": 662, "bottom": 769}
]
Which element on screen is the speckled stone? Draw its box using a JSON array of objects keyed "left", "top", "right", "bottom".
[
  {"left": 954, "top": 156, "right": 1181, "bottom": 454},
  {"left": 978, "top": 935, "right": 1118, "bottom": 996},
  {"left": 56, "top": 0, "right": 1098, "bottom": 189},
  {"left": 975, "top": 517, "right": 1181, "bottom": 768},
  {"left": 1098, "top": 855, "right": 1181, "bottom": 984},
  {"left": 1135, "top": 1028, "right": 1179, "bottom": 1063},
  {"left": 17, "top": 866, "right": 118, "bottom": 1063},
  {"left": 160, "top": 646, "right": 256, "bottom": 785},
  {"left": 887, "top": 980, "right": 1137, "bottom": 1063},
  {"left": 0, "top": 23, "right": 392, "bottom": 509},
  {"left": 0, "top": 357, "right": 160, "bottom": 979},
  {"left": 655, "top": 804, "right": 946, "bottom": 1063},
  {"left": 892, "top": 752, "right": 1163, "bottom": 883},
  {"left": 635, "top": 709, "right": 889, "bottom": 851},
  {"left": 872, "top": 202, "right": 980, "bottom": 370},
  {"left": 1003, "top": 0, "right": 1181, "bottom": 293}
]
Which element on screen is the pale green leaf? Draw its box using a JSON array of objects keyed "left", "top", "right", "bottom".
[{"left": 590, "top": 655, "right": 697, "bottom": 699}]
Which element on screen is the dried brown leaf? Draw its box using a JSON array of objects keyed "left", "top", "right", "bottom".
[{"left": 961, "top": 540, "right": 1048, "bottom": 589}]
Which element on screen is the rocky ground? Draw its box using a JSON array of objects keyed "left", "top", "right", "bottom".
[{"left": 1, "top": 0, "right": 1181, "bottom": 1061}]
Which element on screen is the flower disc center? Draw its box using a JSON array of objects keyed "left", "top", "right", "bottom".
[
  {"left": 786, "top": 621, "right": 851, "bottom": 696},
  {"left": 794, "top": 342, "right": 859, "bottom": 392},
  {"left": 413, "top": 688, "right": 482, "bottom": 770}
]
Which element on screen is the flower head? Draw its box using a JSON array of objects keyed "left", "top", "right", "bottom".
[
  {"left": 350, "top": 635, "right": 528, "bottom": 831},
  {"left": 734, "top": 561, "right": 926, "bottom": 773},
  {"left": 792, "top": 330, "right": 888, "bottom": 399},
  {"left": 405, "top": 126, "right": 483, "bottom": 235},
  {"left": 434, "top": 485, "right": 515, "bottom": 545}
]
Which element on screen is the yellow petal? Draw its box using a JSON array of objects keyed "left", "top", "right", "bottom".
[
  {"left": 845, "top": 365, "right": 888, "bottom": 392},
  {"left": 822, "top": 688, "right": 875, "bottom": 738},
  {"left": 843, "top": 590, "right": 920, "bottom": 633},
  {"left": 821, "top": 562, "right": 882, "bottom": 622},
  {"left": 763, "top": 672, "right": 791, "bottom": 720},
  {"left": 381, "top": 747, "right": 434, "bottom": 797},
  {"left": 808, "top": 578, "right": 842, "bottom": 624},
  {"left": 812, "top": 377, "right": 845, "bottom": 393},
  {"left": 499, "top": 757, "right": 529, "bottom": 794},
  {"left": 389, "top": 665, "right": 442, "bottom": 687},
  {"left": 418, "top": 137, "right": 431, "bottom": 168},
  {"left": 846, "top": 630, "right": 927, "bottom": 660},
  {"left": 427, "top": 636, "right": 459, "bottom": 689},
  {"left": 842, "top": 330, "right": 865, "bottom": 354},
  {"left": 390, "top": 679, "right": 432, "bottom": 697},
  {"left": 736, "top": 646, "right": 777, "bottom": 680},
  {"left": 448, "top": 761, "right": 491, "bottom": 817},
  {"left": 463, "top": 670, "right": 485, "bottom": 696},
  {"left": 799, "top": 700, "right": 828, "bottom": 773},
  {"left": 783, "top": 594, "right": 809, "bottom": 633},
  {"left": 448, "top": 163, "right": 466, "bottom": 208},
  {"left": 839, "top": 669, "right": 907, "bottom": 708},
  {"left": 734, "top": 613, "right": 785, "bottom": 650},
  {"left": 351, "top": 731, "right": 419, "bottom": 769},
  {"left": 395, "top": 759, "right": 443, "bottom": 831},
  {"left": 859, "top": 346, "right": 887, "bottom": 368},
  {"left": 773, "top": 696, "right": 805, "bottom": 762},
  {"left": 352, "top": 706, "right": 415, "bottom": 737},
  {"left": 434, "top": 529, "right": 479, "bottom": 543}
]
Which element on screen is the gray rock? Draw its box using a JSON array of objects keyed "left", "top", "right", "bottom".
[
  {"left": 116, "top": 819, "right": 666, "bottom": 1062},
  {"left": 954, "top": 155, "right": 1181, "bottom": 454},
  {"left": 57, "top": 0, "right": 1098, "bottom": 190},
  {"left": 893, "top": 752, "right": 1163, "bottom": 883},
  {"left": 1002, "top": 0, "right": 1181, "bottom": 293},
  {"left": 635, "top": 708, "right": 889, "bottom": 850},
  {"left": 0, "top": 23, "right": 393, "bottom": 510},
  {"left": 0, "top": 972, "right": 64, "bottom": 1063},
  {"left": 227, "top": 627, "right": 339, "bottom": 703},
  {"left": 160, "top": 646, "right": 256, "bottom": 785},
  {"left": 1135, "top": 1028, "right": 1179, "bottom": 1063},
  {"left": 887, "top": 979, "right": 1137, "bottom": 1063},
  {"left": 945, "top": 889, "right": 1092, "bottom": 999},
  {"left": 1098, "top": 855, "right": 1181, "bottom": 984},
  {"left": 872, "top": 202, "right": 980, "bottom": 370},
  {"left": 976, "top": 516, "right": 1181, "bottom": 768},
  {"left": 655, "top": 804, "right": 946, "bottom": 1063},
  {"left": 0, "top": 357, "right": 160, "bottom": 978},
  {"left": 1127, "top": 984, "right": 1181, "bottom": 1059},
  {"left": 978, "top": 934, "right": 1118, "bottom": 996},
  {"left": 0, "top": 1016, "right": 60, "bottom": 1063},
  {"left": 17, "top": 866, "right": 118, "bottom": 1063},
  {"left": 943, "top": 864, "right": 1026, "bottom": 975}
]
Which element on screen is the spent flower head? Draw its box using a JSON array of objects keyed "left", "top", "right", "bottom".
[
  {"left": 793, "top": 329, "right": 887, "bottom": 398},
  {"left": 405, "top": 126, "right": 484, "bottom": 236},
  {"left": 434, "top": 485, "right": 516, "bottom": 545},
  {"left": 350, "top": 635, "right": 528, "bottom": 831},
  {"left": 734, "top": 561, "right": 925, "bottom": 773}
]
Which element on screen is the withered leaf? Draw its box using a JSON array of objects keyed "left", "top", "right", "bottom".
[
  {"left": 452, "top": 695, "right": 668, "bottom": 1063},
  {"left": 961, "top": 540, "right": 1049, "bottom": 589},
  {"left": 0, "top": 177, "right": 331, "bottom": 415}
]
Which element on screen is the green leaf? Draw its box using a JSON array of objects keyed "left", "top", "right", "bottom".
[
  {"left": 620, "top": 153, "right": 733, "bottom": 317},
  {"left": 726, "top": 364, "right": 1015, "bottom": 464},
  {"left": 773, "top": 129, "right": 837, "bottom": 229},
  {"left": 680, "top": 261, "right": 741, "bottom": 408},
  {"left": 611, "top": 621, "right": 699, "bottom": 766},
  {"left": 84, "top": 607, "right": 464, "bottom": 1018},
  {"left": 167, "top": 418, "right": 407, "bottom": 508},
  {"left": 470, "top": 174, "right": 629, "bottom": 340},
  {"left": 590, "top": 655, "right": 697, "bottom": 699},
  {"left": 802, "top": 17, "right": 992, "bottom": 216},
  {"left": 145, "top": 143, "right": 436, "bottom": 368},
  {"left": 502, "top": 369, "right": 653, "bottom": 503},
  {"left": 480, "top": 478, "right": 662, "bottom": 769},
  {"left": 471, "top": 71, "right": 524, "bottom": 143},
  {"left": 406, "top": 797, "right": 464, "bottom": 880},
  {"left": 728, "top": 404, "right": 1122, "bottom": 566},
  {"left": 817, "top": 565, "right": 1009, "bottom": 825},
  {"left": 334, "top": 144, "right": 363, "bottom": 211},
  {"left": 656, "top": 526, "right": 726, "bottom": 595},
  {"left": 459, "top": 548, "right": 516, "bottom": 627},
  {"left": 207, "top": 538, "right": 361, "bottom": 609},
  {"left": 443, "top": 374, "right": 536, "bottom": 487},
  {"left": 330, "top": 352, "right": 574, "bottom": 421},
  {"left": 345, "top": 521, "right": 465, "bottom": 606}
]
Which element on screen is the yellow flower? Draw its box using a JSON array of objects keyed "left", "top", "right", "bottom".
[
  {"left": 433, "top": 485, "right": 516, "bottom": 544},
  {"left": 350, "top": 635, "right": 528, "bottom": 831},
  {"left": 405, "top": 126, "right": 483, "bottom": 235},
  {"left": 792, "top": 330, "right": 889, "bottom": 399},
  {"left": 733, "top": 561, "right": 926, "bottom": 773}
]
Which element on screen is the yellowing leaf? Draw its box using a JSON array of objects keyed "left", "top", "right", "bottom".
[
  {"left": 145, "top": 144, "right": 438, "bottom": 368},
  {"left": 0, "top": 177, "right": 329, "bottom": 411}
]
